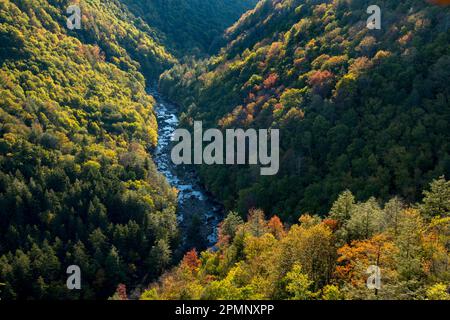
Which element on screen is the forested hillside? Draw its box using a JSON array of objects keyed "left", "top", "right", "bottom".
[
  {"left": 143, "top": 177, "right": 450, "bottom": 300},
  {"left": 1, "top": 0, "right": 449, "bottom": 301},
  {"left": 0, "top": 0, "right": 178, "bottom": 299},
  {"left": 119, "top": 0, "right": 259, "bottom": 56},
  {"left": 160, "top": 0, "right": 450, "bottom": 219}
]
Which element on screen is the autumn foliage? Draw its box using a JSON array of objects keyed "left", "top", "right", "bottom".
[{"left": 143, "top": 177, "right": 450, "bottom": 300}]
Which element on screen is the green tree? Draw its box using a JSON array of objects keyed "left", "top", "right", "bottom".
[
  {"left": 421, "top": 176, "right": 450, "bottom": 219},
  {"left": 345, "top": 198, "right": 383, "bottom": 241},
  {"left": 330, "top": 190, "right": 356, "bottom": 225},
  {"left": 284, "top": 264, "right": 314, "bottom": 300}
]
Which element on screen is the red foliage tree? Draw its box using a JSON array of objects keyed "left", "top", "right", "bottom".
[
  {"left": 268, "top": 215, "right": 285, "bottom": 239},
  {"left": 116, "top": 283, "right": 128, "bottom": 300},
  {"left": 263, "top": 73, "right": 279, "bottom": 89},
  {"left": 308, "top": 70, "right": 334, "bottom": 97},
  {"left": 181, "top": 249, "right": 201, "bottom": 272},
  {"left": 322, "top": 218, "right": 339, "bottom": 232}
]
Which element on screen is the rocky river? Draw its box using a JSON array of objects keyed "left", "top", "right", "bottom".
[{"left": 148, "top": 87, "right": 223, "bottom": 253}]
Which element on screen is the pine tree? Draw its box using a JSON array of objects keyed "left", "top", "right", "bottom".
[{"left": 421, "top": 176, "right": 450, "bottom": 219}]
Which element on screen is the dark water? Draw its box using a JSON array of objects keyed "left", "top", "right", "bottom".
[{"left": 148, "top": 87, "right": 223, "bottom": 251}]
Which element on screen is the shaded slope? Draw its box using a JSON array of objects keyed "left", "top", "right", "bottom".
[
  {"left": 160, "top": 0, "right": 450, "bottom": 218},
  {"left": 120, "top": 0, "right": 259, "bottom": 56}
]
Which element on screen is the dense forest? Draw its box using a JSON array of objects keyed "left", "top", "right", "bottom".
[
  {"left": 120, "top": 0, "right": 259, "bottom": 56},
  {"left": 0, "top": 0, "right": 449, "bottom": 301},
  {"left": 160, "top": 0, "right": 450, "bottom": 220},
  {"left": 0, "top": 0, "right": 260, "bottom": 300},
  {"left": 0, "top": 0, "right": 180, "bottom": 299},
  {"left": 142, "top": 177, "right": 450, "bottom": 300}
]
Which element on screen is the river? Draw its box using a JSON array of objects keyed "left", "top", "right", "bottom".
[{"left": 148, "top": 87, "right": 223, "bottom": 253}]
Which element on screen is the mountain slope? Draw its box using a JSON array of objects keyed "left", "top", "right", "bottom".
[
  {"left": 119, "top": 0, "right": 259, "bottom": 56},
  {"left": 143, "top": 177, "right": 450, "bottom": 300},
  {"left": 0, "top": 0, "right": 178, "bottom": 299},
  {"left": 160, "top": 0, "right": 450, "bottom": 219}
]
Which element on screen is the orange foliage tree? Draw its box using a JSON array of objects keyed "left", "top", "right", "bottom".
[{"left": 335, "top": 234, "right": 399, "bottom": 288}]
